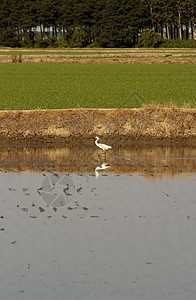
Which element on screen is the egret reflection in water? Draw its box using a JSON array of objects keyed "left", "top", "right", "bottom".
[{"left": 95, "top": 162, "right": 111, "bottom": 177}]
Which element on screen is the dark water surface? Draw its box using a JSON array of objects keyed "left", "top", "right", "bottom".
[{"left": 0, "top": 144, "right": 196, "bottom": 300}]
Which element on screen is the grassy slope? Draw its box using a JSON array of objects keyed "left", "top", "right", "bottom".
[{"left": 0, "top": 63, "right": 195, "bottom": 109}]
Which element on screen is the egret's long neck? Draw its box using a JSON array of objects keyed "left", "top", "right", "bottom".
[{"left": 95, "top": 138, "right": 99, "bottom": 146}]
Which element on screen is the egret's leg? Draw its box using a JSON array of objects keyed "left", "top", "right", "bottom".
[{"left": 98, "top": 152, "right": 106, "bottom": 161}]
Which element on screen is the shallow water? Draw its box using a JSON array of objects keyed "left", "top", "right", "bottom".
[{"left": 0, "top": 144, "right": 196, "bottom": 300}]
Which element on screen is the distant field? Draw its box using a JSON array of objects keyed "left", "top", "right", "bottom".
[
  {"left": 1, "top": 48, "right": 196, "bottom": 57},
  {"left": 0, "top": 51, "right": 123, "bottom": 56},
  {"left": 0, "top": 64, "right": 195, "bottom": 110}
]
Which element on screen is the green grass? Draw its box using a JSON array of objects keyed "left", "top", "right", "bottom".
[
  {"left": 0, "top": 50, "right": 146, "bottom": 55},
  {"left": 0, "top": 51, "right": 168, "bottom": 56},
  {"left": 0, "top": 51, "right": 120, "bottom": 55},
  {"left": 0, "top": 64, "right": 195, "bottom": 110},
  {"left": 1, "top": 49, "right": 196, "bottom": 56}
]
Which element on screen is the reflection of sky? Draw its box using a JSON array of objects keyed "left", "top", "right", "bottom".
[
  {"left": 1, "top": 171, "right": 196, "bottom": 300},
  {"left": 1, "top": 171, "right": 196, "bottom": 218}
]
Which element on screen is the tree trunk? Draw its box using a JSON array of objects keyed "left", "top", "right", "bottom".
[
  {"left": 186, "top": 25, "right": 189, "bottom": 40},
  {"left": 181, "top": 27, "right": 184, "bottom": 40},
  {"left": 40, "top": 25, "right": 43, "bottom": 40},
  {"left": 191, "top": 22, "right": 193, "bottom": 39},
  {"left": 17, "top": 28, "right": 20, "bottom": 41},
  {"left": 160, "top": 24, "right": 163, "bottom": 38},
  {"left": 170, "top": 24, "right": 173, "bottom": 39},
  {"left": 174, "top": 24, "right": 178, "bottom": 39},
  {"left": 176, "top": 25, "right": 179, "bottom": 39},
  {"left": 191, "top": 22, "right": 195, "bottom": 40},
  {"left": 178, "top": 11, "right": 182, "bottom": 39},
  {"left": 147, "top": 0, "right": 154, "bottom": 31},
  {"left": 166, "top": 23, "right": 170, "bottom": 39},
  {"left": 43, "top": 27, "right": 46, "bottom": 40}
]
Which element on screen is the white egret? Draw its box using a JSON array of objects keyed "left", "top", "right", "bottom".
[{"left": 95, "top": 136, "right": 112, "bottom": 153}]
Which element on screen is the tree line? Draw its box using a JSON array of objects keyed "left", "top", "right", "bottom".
[{"left": 0, "top": 0, "right": 196, "bottom": 48}]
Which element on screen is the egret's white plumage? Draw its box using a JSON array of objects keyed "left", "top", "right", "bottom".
[{"left": 95, "top": 136, "right": 112, "bottom": 152}]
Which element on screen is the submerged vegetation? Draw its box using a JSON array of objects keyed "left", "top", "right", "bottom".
[{"left": 0, "top": 63, "right": 195, "bottom": 110}]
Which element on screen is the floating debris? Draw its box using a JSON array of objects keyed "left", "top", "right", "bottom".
[
  {"left": 37, "top": 187, "right": 43, "bottom": 195},
  {"left": 9, "top": 187, "right": 16, "bottom": 192},
  {"left": 21, "top": 208, "right": 28, "bottom": 212},
  {"left": 83, "top": 207, "right": 88, "bottom": 211},
  {"left": 39, "top": 207, "right": 45, "bottom": 213},
  {"left": 63, "top": 185, "right": 72, "bottom": 196},
  {"left": 77, "top": 187, "right": 82, "bottom": 193},
  {"left": 53, "top": 173, "right": 59, "bottom": 178}
]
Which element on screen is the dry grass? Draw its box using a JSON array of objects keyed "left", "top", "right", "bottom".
[{"left": 0, "top": 108, "right": 196, "bottom": 145}]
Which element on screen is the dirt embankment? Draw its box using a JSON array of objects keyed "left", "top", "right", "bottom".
[
  {"left": 1, "top": 54, "right": 196, "bottom": 64},
  {"left": 0, "top": 107, "right": 196, "bottom": 145},
  {"left": 1, "top": 48, "right": 196, "bottom": 64}
]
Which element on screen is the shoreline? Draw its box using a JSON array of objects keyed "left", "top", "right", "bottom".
[{"left": 0, "top": 108, "right": 196, "bottom": 146}]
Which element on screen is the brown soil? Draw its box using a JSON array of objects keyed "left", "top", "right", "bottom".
[
  {"left": 1, "top": 54, "right": 196, "bottom": 64},
  {"left": 1, "top": 48, "right": 196, "bottom": 64},
  {"left": 0, "top": 107, "right": 196, "bottom": 145}
]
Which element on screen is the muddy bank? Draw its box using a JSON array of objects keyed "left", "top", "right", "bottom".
[
  {"left": 0, "top": 108, "right": 196, "bottom": 145},
  {"left": 1, "top": 54, "right": 196, "bottom": 64}
]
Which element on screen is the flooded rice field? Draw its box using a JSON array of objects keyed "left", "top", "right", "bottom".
[{"left": 0, "top": 144, "right": 196, "bottom": 300}]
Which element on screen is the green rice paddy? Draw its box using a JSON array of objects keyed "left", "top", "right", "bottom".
[{"left": 0, "top": 63, "right": 195, "bottom": 110}]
